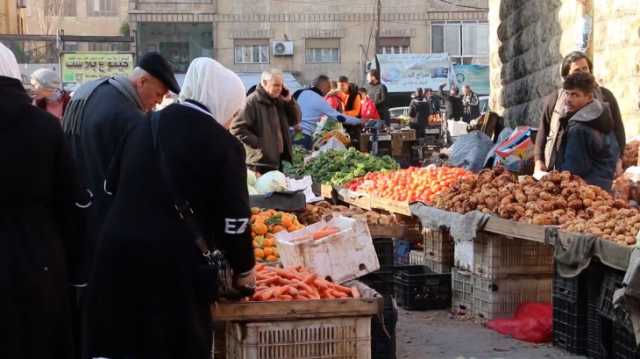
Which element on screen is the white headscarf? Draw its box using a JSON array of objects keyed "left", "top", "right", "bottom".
[
  {"left": 31, "top": 68, "right": 61, "bottom": 90},
  {"left": 179, "top": 57, "right": 246, "bottom": 128},
  {"left": 0, "top": 42, "right": 21, "bottom": 81}
]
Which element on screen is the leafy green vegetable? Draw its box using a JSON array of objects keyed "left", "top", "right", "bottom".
[{"left": 286, "top": 148, "right": 398, "bottom": 186}]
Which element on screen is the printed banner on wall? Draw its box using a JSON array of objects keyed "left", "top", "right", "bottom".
[
  {"left": 451, "top": 64, "right": 490, "bottom": 95},
  {"left": 377, "top": 53, "right": 451, "bottom": 93},
  {"left": 60, "top": 52, "right": 134, "bottom": 88}
]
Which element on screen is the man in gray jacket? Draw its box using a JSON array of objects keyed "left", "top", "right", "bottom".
[
  {"left": 366, "top": 69, "right": 391, "bottom": 125},
  {"left": 231, "top": 69, "right": 301, "bottom": 174}
]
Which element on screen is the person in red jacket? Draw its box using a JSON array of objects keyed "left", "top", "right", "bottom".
[{"left": 324, "top": 80, "right": 343, "bottom": 112}]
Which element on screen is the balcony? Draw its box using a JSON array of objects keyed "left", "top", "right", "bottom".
[{"left": 130, "top": 0, "right": 216, "bottom": 14}]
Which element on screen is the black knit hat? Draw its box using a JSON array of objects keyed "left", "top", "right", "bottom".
[{"left": 138, "top": 52, "right": 180, "bottom": 94}]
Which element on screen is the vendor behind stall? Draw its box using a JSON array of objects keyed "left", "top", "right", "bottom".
[{"left": 544, "top": 72, "right": 619, "bottom": 190}]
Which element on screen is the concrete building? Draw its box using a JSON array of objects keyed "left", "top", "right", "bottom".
[
  {"left": 489, "top": 0, "right": 640, "bottom": 137},
  {"left": 127, "top": 0, "right": 487, "bottom": 85},
  {"left": 23, "top": 0, "right": 128, "bottom": 36},
  {"left": 0, "top": 0, "right": 25, "bottom": 34}
]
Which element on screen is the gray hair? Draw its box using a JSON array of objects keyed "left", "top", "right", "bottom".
[
  {"left": 31, "top": 68, "right": 60, "bottom": 90},
  {"left": 261, "top": 68, "right": 284, "bottom": 84}
]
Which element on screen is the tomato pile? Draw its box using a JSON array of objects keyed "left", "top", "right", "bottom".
[{"left": 345, "top": 166, "right": 473, "bottom": 204}]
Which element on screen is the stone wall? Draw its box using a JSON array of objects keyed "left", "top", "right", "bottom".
[
  {"left": 491, "top": 0, "right": 640, "bottom": 138},
  {"left": 592, "top": 0, "right": 640, "bottom": 138}
]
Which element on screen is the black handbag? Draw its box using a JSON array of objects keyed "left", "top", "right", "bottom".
[{"left": 150, "top": 111, "right": 251, "bottom": 301}]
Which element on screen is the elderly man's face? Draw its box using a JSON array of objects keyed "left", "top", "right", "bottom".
[
  {"left": 263, "top": 75, "right": 284, "bottom": 98},
  {"left": 135, "top": 74, "right": 168, "bottom": 112},
  {"left": 30, "top": 80, "right": 55, "bottom": 100}
]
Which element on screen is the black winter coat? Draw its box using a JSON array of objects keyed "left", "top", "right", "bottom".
[
  {"left": 0, "top": 76, "right": 84, "bottom": 359},
  {"left": 85, "top": 101, "right": 255, "bottom": 359},
  {"left": 439, "top": 84, "right": 463, "bottom": 120}
]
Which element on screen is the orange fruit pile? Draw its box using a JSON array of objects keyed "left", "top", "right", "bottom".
[{"left": 251, "top": 208, "right": 305, "bottom": 263}]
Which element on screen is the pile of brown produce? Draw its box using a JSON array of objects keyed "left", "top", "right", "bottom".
[
  {"left": 299, "top": 201, "right": 399, "bottom": 226},
  {"left": 623, "top": 141, "right": 640, "bottom": 169},
  {"left": 562, "top": 207, "right": 640, "bottom": 245},
  {"left": 433, "top": 167, "right": 626, "bottom": 226}
]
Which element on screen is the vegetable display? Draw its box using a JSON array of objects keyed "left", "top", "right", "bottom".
[
  {"left": 251, "top": 264, "right": 361, "bottom": 301},
  {"left": 623, "top": 141, "right": 639, "bottom": 169},
  {"left": 251, "top": 208, "right": 304, "bottom": 262},
  {"left": 254, "top": 170, "right": 288, "bottom": 194},
  {"left": 287, "top": 148, "right": 398, "bottom": 186},
  {"left": 298, "top": 201, "right": 399, "bottom": 226},
  {"left": 345, "top": 166, "right": 473, "bottom": 204}
]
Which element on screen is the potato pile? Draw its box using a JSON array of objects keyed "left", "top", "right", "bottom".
[
  {"left": 299, "top": 201, "right": 399, "bottom": 226},
  {"left": 433, "top": 167, "right": 627, "bottom": 225},
  {"left": 562, "top": 207, "right": 640, "bottom": 245},
  {"left": 623, "top": 141, "right": 640, "bottom": 169}
]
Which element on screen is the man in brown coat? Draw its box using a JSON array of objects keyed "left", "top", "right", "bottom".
[{"left": 231, "top": 69, "right": 301, "bottom": 174}]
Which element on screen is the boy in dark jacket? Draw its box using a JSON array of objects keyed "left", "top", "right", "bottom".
[
  {"left": 439, "top": 82, "right": 463, "bottom": 121},
  {"left": 554, "top": 72, "right": 619, "bottom": 190}
]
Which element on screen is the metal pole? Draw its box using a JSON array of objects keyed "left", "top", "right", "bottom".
[{"left": 374, "top": 0, "right": 381, "bottom": 56}]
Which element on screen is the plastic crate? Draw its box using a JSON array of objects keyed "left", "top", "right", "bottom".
[
  {"left": 226, "top": 316, "right": 372, "bottom": 359},
  {"left": 452, "top": 268, "right": 474, "bottom": 316},
  {"left": 360, "top": 270, "right": 394, "bottom": 297},
  {"left": 422, "top": 228, "right": 454, "bottom": 266},
  {"left": 424, "top": 258, "right": 451, "bottom": 274},
  {"left": 587, "top": 303, "right": 610, "bottom": 359},
  {"left": 554, "top": 271, "right": 587, "bottom": 304},
  {"left": 371, "top": 296, "right": 398, "bottom": 359},
  {"left": 394, "top": 239, "right": 411, "bottom": 265},
  {"left": 473, "top": 232, "right": 554, "bottom": 277},
  {"left": 393, "top": 265, "right": 451, "bottom": 311},
  {"left": 373, "top": 238, "right": 394, "bottom": 268},
  {"left": 598, "top": 268, "right": 626, "bottom": 321},
  {"left": 409, "top": 250, "right": 425, "bottom": 265},
  {"left": 472, "top": 274, "right": 552, "bottom": 320},
  {"left": 553, "top": 296, "right": 587, "bottom": 355}
]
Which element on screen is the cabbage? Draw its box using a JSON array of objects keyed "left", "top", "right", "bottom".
[
  {"left": 247, "top": 169, "right": 257, "bottom": 187},
  {"left": 255, "top": 170, "right": 288, "bottom": 194}
]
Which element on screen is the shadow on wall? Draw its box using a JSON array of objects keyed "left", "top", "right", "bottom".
[{"left": 497, "top": 0, "right": 564, "bottom": 127}]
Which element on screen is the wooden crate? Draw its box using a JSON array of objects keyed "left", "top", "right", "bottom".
[
  {"left": 422, "top": 228, "right": 454, "bottom": 267},
  {"left": 368, "top": 223, "right": 406, "bottom": 239},
  {"left": 226, "top": 316, "right": 372, "bottom": 359},
  {"left": 370, "top": 196, "right": 412, "bottom": 216},
  {"left": 337, "top": 189, "right": 372, "bottom": 211}
]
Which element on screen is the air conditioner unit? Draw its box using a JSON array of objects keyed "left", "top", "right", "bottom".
[
  {"left": 16, "top": 0, "right": 27, "bottom": 8},
  {"left": 272, "top": 41, "right": 294, "bottom": 56}
]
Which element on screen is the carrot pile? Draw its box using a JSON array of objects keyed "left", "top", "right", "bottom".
[
  {"left": 312, "top": 225, "right": 340, "bottom": 240},
  {"left": 252, "top": 264, "right": 360, "bottom": 301}
]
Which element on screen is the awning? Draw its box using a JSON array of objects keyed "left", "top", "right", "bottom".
[{"left": 174, "top": 71, "right": 303, "bottom": 94}]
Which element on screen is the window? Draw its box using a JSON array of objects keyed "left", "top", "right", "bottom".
[
  {"left": 44, "top": 0, "right": 77, "bottom": 16},
  {"left": 234, "top": 39, "right": 269, "bottom": 64},
  {"left": 432, "top": 21, "right": 489, "bottom": 63},
  {"left": 377, "top": 37, "right": 410, "bottom": 54},
  {"left": 305, "top": 38, "right": 340, "bottom": 64},
  {"left": 87, "top": 0, "right": 117, "bottom": 16}
]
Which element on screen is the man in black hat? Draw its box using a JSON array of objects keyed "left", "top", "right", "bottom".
[{"left": 61, "top": 52, "right": 178, "bottom": 350}]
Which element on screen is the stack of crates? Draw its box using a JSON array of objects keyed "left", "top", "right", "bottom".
[
  {"left": 552, "top": 268, "right": 589, "bottom": 355},
  {"left": 470, "top": 232, "right": 554, "bottom": 320},
  {"left": 361, "top": 238, "right": 395, "bottom": 297},
  {"left": 422, "top": 228, "right": 454, "bottom": 273},
  {"left": 371, "top": 296, "right": 398, "bottom": 359}
]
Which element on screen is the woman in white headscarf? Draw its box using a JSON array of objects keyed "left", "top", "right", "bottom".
[
  {"left": 179, "top": 57, "right": 247, "bottom": 128},
  {"left": 84, "top": 57, "right": 255, "bottom": 359},
  {"left": 1, "top": 41, "right": 85, "bottom": 359},
  {"left": 31, "top": 68, "right": 71, "bottom": 121}
]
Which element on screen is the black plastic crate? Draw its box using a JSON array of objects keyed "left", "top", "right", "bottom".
[
  {"left": 614, "top": 319, "right": 640, "bottom": 359},
  {"left": 598, "top": 268, "right": 626, "bottom": 321},
  {"left": 373, "top": 238, "right": 394, "bottom": 269},
  {"left": 361, "top": 270, "right": 394, "bottom": 297},
  {"left": 554, "top": 269, "right": 589, "bottom": 304},
  {"left": 553, "top": 296, "right": 587, "bottom": 354},
  {"left": 372, "top": 295, "right": 398, "bottom": 359},
  {"left": 393, "top": 265, "right": 451, "bottom": 311}
]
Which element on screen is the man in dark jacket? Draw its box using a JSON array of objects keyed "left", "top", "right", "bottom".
[
  {"left": 366, "top": 69, "right": 391, "bottom": 125},
  {"left": 409, "top": 88, "right": 430, "bottom": 138},
  {"left": 552, "top": 72, "right": 619, "bottom": 190},
  {"left": 231, "top": 68, "right": 301, "bottom": 174},
  {"left": 462, "top": 85, "right": 480, "bottom": 123},
  {"left": 535, "top": 51, "right": 625, "bottom": 175},
  {"left": 63, "top": 52, "right": 178, "bottom": 260},
  {"left": 439, "top": 82, "right": 463, "bottom": 121}
]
